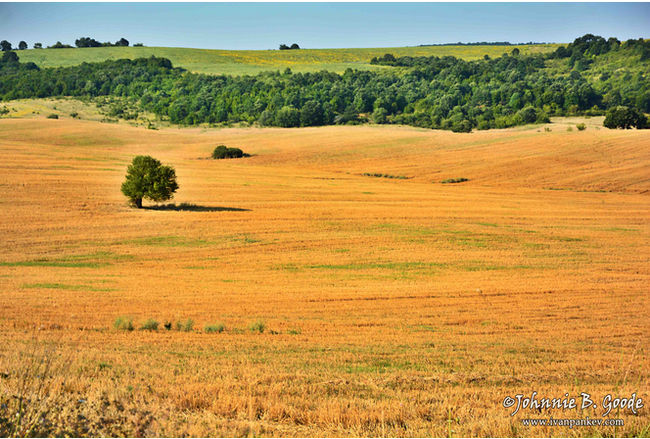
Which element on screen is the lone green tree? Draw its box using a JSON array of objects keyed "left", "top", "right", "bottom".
[
  {"left": 121, "top": 156, "right": 178, "bottom": 208},
  {"left": 603, "top": 106, "right": 648, "bottom": 129}
]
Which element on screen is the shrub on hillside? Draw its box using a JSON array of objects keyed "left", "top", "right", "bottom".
[
  {"left": 204, "top": 322, "right": 226, "bottom": 334},
  {"left": 113, "top": 316, "right": 134, "bottom": 331},
  {"left": 275, "top": 106, "right": 300, "bottom": 128},
  {"left": 140, "top": 318, "right": 159, "bottom": 331},
  {"left": 46, "top": 114, "right": 58, "bottom": 119},
  {"left": 176, "top": 318, "right": 194, "bottom": 332},
  {"left": 442, "top": 178, "right": 469, "bottom": 184},
  {"left": 603, "top": 106, "right": 648, "bottom": 129},
  {"left": 249, "top": 319, "right": 266, "bottom": 333},
  {"left": 212, "top": 145, "right": 246, "bottom": 159}
]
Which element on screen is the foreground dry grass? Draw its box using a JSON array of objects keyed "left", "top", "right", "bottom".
[{"left": 0, "top": 114, "right": 648, "bottom": 436}]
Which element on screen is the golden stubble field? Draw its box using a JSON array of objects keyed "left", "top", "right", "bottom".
[{"left": 0, "top": 112, "right": 648, "bottom": 437}]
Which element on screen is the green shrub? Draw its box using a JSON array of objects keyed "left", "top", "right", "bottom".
[
  {"left": 275, "top": 106, "right": 300, "bottom": 127},
  {"left": 567, "top": 126, "right": 573, "bottom": 131},
  {"left": 603, "top": 106, "right": 648, "bottom": 129},
  {"left": 249, "top": 319, "right": 266, "bottom": 334},
  {"left": 204, "top": 322, "right": 226, "bottom": 334},
  {"left": 163, "top": 321, "right": 172, "bottom": 330},
  {"left": 176, "top": 318, "right": 194, "bottom": 332},
  {"left": 69, "top": 112, "right": 79, "bottom": 118},
  {"left": 113, "top": 316, "right": 134, "bottom": 331},
  {"left": 212, "top": 145, "right": 246, "bottom": 159},
  {"left": 287, "top": 327, "right": 302, "bottom": 335},
  {"left": 441, "top": 178, "right": 469, "bottom": 184},
  {"left": 544, "top": 127, "right": 552, "bottom": 132},
  {"left": 140, "top": 318, "right": 159, "bottom": 331},
  {"left": 576, "top": 123, "right": 587, "bottom": 131},
  {"left": 46, "top": 114, "right": 59, "bottom": 119}
]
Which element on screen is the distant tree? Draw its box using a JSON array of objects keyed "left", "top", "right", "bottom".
[
  {"left": 258, "top": 110, "right": 274, "bottom": 127},
  {"left": 603, "top": 106, "right": 648, "bottom": 129},
  {"left": 451, "top": 120, "right": 472, "bottom": 133},
  {"left": 279, "top": 44, "right": 290, "bottom": 50},
  {"left": 0, "top": 40, "right": 12, "bottom": 51},
  {"left": 290, "top": 43, "right": 300, "bottom": 50},
  {"left": 33, "top": 42, "right": 42, "bottom": 49},
  {"left": 511, "top": 47, "right": 520, "bottom": 56},
  {"left": 75, "top": 37, "right": 102, "bottom": 48},
  {"left": 371, "top": 107, "right": 388, "bottom": 124},
  {"left": 1, "top": 51, "right": 19, "bottom": 63},
  {"left": 18, "top": 41, "right": 28, "bottom": 50},
  {"left": 212, "top": 145, "right": 245, "bottom": 159},
  {"left": 121, "top": 155, "right": 179, "bottom": 208},
  {"left": 516, "top": 106, "right": 538, "bottom": 124},
  {"left": 275, "top": 106, "right": 300, "bottom": 127},
  {"left": 300, "top": 100, "right": 324, "bottom": 126},
  {"left": 133, "top": 43, "right": 144, "bottom": 47},
  {"left": 48, "top": 41, "right": 73, "bottom": 49},
  {"left": 116, "top": 38, "right": 129, "bottom": 47}
]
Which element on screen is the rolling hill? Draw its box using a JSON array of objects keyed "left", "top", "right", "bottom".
[{"left": 16, "top": 43, "right": 560, "bottom": 75}]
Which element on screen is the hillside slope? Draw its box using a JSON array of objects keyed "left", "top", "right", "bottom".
[{"left": 16, "top": 44, "right": 559, "bottom": 75}]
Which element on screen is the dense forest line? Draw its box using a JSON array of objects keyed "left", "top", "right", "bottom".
[{"left": 0, "top": 34, "right": 648, "bottom": 132}]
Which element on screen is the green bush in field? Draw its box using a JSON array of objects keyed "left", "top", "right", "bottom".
[
  {"left": 204, "top": 322, "right": 226, "bottom": 334},
  {"left": 176, "top": 318, "right": 194, "bottom": 332},
  {"left": 211, "top": 145, "right": 245, "bottom": 159},
  {"left": 114, "top": 316, "right": 134, "bottom": 331},
  {"left": 121, "top": 155, "right": 178, "bottom": 209},
  {"left": 603, "top": 106, "right": 647, "bottom": 130},
  {"left": 46, "top": 114, "right": 58, "bottom": 119},
  {"left": 576, "top": 123, "right": 587, "bottom": 131},
  {"left": 249, "top": 320, "right": 266, "bottom": 334},
  {"left": 442, "top": 178, "right": 469, "bottom": 184},
  {"left": 140, "top": 318, "right": 159, "bottom": 331}
]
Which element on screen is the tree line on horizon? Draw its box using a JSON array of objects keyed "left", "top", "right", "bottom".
[
  {"left": 0, "top": 34, "right": 648, "bottom": 131},
  {"left": 418, "top": 41, "right": 550, "bottom": 47},
  {"left": 0, "top": 37, "right": 143, "bottom": 51}
]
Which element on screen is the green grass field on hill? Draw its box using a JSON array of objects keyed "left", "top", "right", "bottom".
[{"left": 17, "top": 44, "right": 560, "bottom": 75}]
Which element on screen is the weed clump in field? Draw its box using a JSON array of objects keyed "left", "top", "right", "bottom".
[
  {"left": 567, "top": 125, "right": 574, "bottom": 131},
  {"left": 363, "top": 173, "right": 410, "bottom": 179},
  {"left": 163, "top": 321, "right": 172, "bottom": 330},
  {"left": 287, "top": 327, "right": 302, "bottom": 335},
  {"left": 140, "top": 318, "right": 159, "bottom": 331},
  {"left": 212, "top": 145, "right": 248, "bottom": 159},
  {"left": 249, "top": 319, "right": 266, "bottom": 333},
  {"left": 576, "top": 123, "right": 587, "bottom": 131},
  {"left": 113, "top": 316, "right": 134, "bottom": 331},
  {"left": 176, "top": 318, "right": 194, "bottom": 332},
  {"left": 544, "top": 127, "right": 552, "bottom": 132},
  {"left": 441, "top": 178, "right": 469, "bottom": 184},
  {"left": 204, "top": 322, "right": 226, "bottom": 334},
  {"left": 46, "top": 114, "right": 59, "bottom": 119}
]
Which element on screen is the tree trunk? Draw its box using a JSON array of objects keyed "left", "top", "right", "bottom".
[{"left": 135, "top": 198, "right": 143, "bottom": 208}]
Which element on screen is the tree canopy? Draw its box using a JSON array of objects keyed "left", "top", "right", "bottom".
[
  {"left": 0, "top": 34, "right": 648, "bottom": 132},
  {"left": 121, "top": 156, "right": 179, "bottom": 208}
]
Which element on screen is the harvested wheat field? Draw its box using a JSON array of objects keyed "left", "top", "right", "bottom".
[{"left": 0, "top": 112, "right": 649, "bottom": 437}]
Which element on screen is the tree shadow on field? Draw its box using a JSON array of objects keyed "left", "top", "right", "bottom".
[{"left": 144, "top": 203, "right": 250, "bottom": 212}]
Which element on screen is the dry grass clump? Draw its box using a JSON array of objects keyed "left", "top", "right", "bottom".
[{"left": 204, "top": 322, "right": 226, "bottom": 333}]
